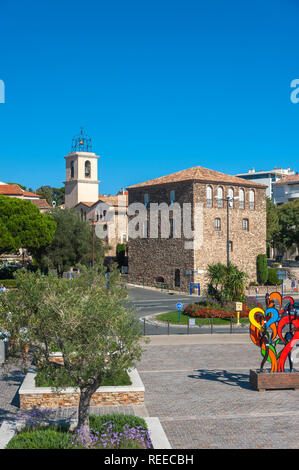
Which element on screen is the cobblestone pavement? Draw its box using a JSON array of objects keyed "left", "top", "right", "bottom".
[
  {"left": 137, "top": 342, "right": 299, "bottom": 449},
  {"left": 0, "top": 360, "right": 26, "bottom": 424}
]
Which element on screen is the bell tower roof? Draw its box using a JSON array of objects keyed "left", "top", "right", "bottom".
[{"left": 71, "top": 127, "right": 92, "bottom": 153}]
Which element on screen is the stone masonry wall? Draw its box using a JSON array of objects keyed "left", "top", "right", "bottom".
[
  {"left": 19, "top": 391, "right": 144, "bottom": 409},
  {"left": 193, "top": 182, "right": 267, "bottom": 291},
  {"left": 128, "top": 181, "right": 195, "bottom": 292},
  {"left": 128, "top": 179, "right": 267, "bottom": 293}
]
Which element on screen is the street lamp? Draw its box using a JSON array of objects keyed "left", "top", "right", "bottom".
[
  {"left": 215, "top": 195, "right": 239, "bottom": 266},
  {"left": 89, "top": 217, "right": 97, "bottom": 268}
]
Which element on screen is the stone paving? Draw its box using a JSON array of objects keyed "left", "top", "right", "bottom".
[
  {"left": 136, "top": 341, "right": 299, "bottom": 449},
  {"left": 0, "top": 360, "right": 25, "bottom": 424}
]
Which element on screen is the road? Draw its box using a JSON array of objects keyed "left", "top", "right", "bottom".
[{"left": 127, "top": 285, "right": 249, "bottom": 335}]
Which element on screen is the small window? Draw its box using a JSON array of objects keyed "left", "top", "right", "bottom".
[
  {"left": 229, "top": 241, "right": 233, "bottom": 252},
  {"left": 214, "top": 218, "right": 221, "bottom": 231},
  {"left": 71, "top": 161, "right": 74, "bottom": 178},
  {"left": 228, "top": 188, "right": 234, "bottom": 208},
  {"left": 249, "top": 190, "right": 255, "bottom": 210},
  {"left": 170, "top": 190, "right": 175, "bottom": 204},
  {"left": 169, "top": 219, "right": 174, "bottom": 238},
  {"left": 206, "top": 185, "right": 213, "bottom": 208},
  {"left": 242, "top": 218, "right": 249, "bottom": 231},
  {"left": 122, "top": 234, "right": 127, "bottom": 243},
  {"left": 144, "top": 193, "right": 149, "bottom": 207},
  {"left": 217, "top": 187, "right": 223, "bottom": 208},
  {"left": 85, "top": 160, "right": 91, "bottom": 178},
  {"left": 239, "top": 188, "right": 245, "bottom": 209}
]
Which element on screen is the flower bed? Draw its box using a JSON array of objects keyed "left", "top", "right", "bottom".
[
  {"left": 183, "top": 297, "right": 263, "bottom": 320},
  {"left": 5, "top": 412, "right": 152, "bottom": 449}
]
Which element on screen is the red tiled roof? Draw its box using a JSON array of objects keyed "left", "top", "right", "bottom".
[
  {"left": 30, "top": 198, "right": 51, "bottom": 209},
  {"left": 0, "top": 184, "right": 24, "bottom": 195},
  {"left": 98, "top": 194, "right": 128, "bottom": 206},
  {"left": 126, "top": 166, "right": 268, "bottom": 190},
  {"left": 273, "top": 174, "right": 299, "bottom": 185},
  {"left": 23, "top": 190, "right": 40, "bottom": 198}
]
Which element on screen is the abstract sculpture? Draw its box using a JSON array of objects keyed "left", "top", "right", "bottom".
[{"left": 249, "top": 292, "right": 298, "bottom": 373}]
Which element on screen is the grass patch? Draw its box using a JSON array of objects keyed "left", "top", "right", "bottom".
[
  {"left": 35, "top": 368, "right": 132, "bottom": 387},
  {"left": 155, "top": 311, "right": 249, "bottom": 325}
]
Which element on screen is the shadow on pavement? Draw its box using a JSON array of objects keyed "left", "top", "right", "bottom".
[{"left": 188, "top": 369, "right": 252, "bottom": 390}]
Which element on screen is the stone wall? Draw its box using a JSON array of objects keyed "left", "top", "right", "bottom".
[
  {"left": 128, "top": 179, "right": 267, "bottom": 293},
  {"left": 128, "top": 181, "right": 195, "bottom": 292},
  {"left": 20, "top": 391, "right": 144, "bottom": 409}
]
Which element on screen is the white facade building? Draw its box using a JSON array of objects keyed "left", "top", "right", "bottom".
[
  {"left": 273, "top": 174, "right": 299, "bottom": 205},
  {"left": 235, "top": 167, "right": 294, "bottom": 200}
]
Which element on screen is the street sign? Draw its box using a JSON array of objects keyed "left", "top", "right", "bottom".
[
  {"left": 276, "top": 270, "right": 287, "bottom": 280},
  {"left": 235, "top": 302, "right": 243, "bottom": 312},
  {"left": 176, "top": 302, "right": 183, "bottom": 310},
  {"left": 188, "top": 318, "right": 196, "bottom": 326}
]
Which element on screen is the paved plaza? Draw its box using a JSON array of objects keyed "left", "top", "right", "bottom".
[
  {"left": 137, "top": 335, "right": 299, "bottom": 449},
  {"left": 2, "top": 334, "right": 299, "bottom": 449}
]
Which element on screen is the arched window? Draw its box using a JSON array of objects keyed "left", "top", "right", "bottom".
[
  {"left": 206, "top": 185, "right": 213, "bottom": 208},
  {"left": 249, "top": 190, "right": 255, "bottom": 210},
  {"left": 239, "top": 188, "right": 245, "bottom": 209},
  {"left": 217, "top": 187, "right": 223, "bottom": 208},
  {"left": 85, "top": 160, "right": 91, "bottom": 178},
  {"left": 214, "top": 218, "right": 221, "bottom": 231},
  {"left": 228, "top": 187, "right": 234, "bottom": 208},
  {"left": 71, "top": 161, "right": 74, "bottom": 178}
]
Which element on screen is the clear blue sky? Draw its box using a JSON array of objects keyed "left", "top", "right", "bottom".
[{"left": 0, "top": 0, "right": 299, "bottom": 195}]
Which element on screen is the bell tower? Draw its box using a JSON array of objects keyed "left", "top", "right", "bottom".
[{"left": 64, "top": 129, "right": 100, "bottom": 208}]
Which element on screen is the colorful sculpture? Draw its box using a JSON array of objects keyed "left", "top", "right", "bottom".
[{"left": 249, "top": 292, "right": 298, "bottom": 373}]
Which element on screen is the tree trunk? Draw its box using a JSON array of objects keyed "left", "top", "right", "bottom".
[{"left": 76, "top": 384, "right": 98, "bottom": 431}]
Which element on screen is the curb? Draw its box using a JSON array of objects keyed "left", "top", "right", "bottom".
[{"left": 145, "top": 417, "right": 172, "bottom": 449}]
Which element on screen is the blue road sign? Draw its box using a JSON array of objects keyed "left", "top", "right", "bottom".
[{"left": 176, "top": 302, "right": 183, "bottom": 310}]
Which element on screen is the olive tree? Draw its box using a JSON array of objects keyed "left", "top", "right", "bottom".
[{"left": 0, "top": 267, "right": 143, "bottom": 431}]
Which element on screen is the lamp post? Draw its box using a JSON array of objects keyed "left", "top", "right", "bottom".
[
  {"left": 90, "top": 217, "right": 97, "bottom": 268},
  {"left": 215, "top": 195, "right": 239, "bottom": 266}
]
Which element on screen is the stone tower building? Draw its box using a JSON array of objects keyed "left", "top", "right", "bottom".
[
  {"left": 64, "top": 129, "right": 100, "bottom": 209},
  {"left": 127, "top": 166, "right": 267, "bottom": 292}
]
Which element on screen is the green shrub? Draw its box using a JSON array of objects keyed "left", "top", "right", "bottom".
[
  {"left": 89, "top": 414, "right": 148, "bottom": 434},
  {"left": 6, "top": 425, "right": 72, "bottom": 449},
  {"left": 35, "top": 365, "right": 131, "bottom": 387},
  {"left": 257, "top": 254, "right": 268, "bottom": 285},
  {"left": 266, "top": 268, "right": 282, "bottom": 286},
  {"left": 0, "top": 279, "right": 17, "bottom": 288}
]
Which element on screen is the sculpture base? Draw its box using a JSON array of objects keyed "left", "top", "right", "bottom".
[{"left": 250, "top": 369, "right": 299, "bottom": 391}]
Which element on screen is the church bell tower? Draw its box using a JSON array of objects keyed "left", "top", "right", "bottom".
[{"left": 64, "top": 129, "right": 100, "bottom": 208}]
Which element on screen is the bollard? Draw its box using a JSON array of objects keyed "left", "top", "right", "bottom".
[
  {"left": 167, "top": 319, "right": 170, "bottom": 336},
  {"left": 210, "top": 317, "right": 213, "bottom": 334},
  {"left": 187, "top": 320, "right": 190, "bottom": 335},
  {"left": 230, "top": 317, "right": 233, "bottom": 334},
  {"left": 143, "top": 318, "right": 146, "bottom": 336}
]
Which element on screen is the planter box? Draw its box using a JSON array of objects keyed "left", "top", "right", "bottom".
[
  {"left": 19, "top": 368, "right": 144, "bottom": 409},
  {"left": 250, "top": 369, "right": 299, "bottom": 391}
]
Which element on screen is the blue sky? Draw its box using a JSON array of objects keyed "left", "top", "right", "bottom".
[{"left": 0, "top": 0, "right": 299, "bottom": 194}]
